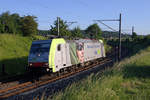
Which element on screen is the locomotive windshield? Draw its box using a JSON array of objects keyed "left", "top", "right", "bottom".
[
  {"left": 28, "top": 40, "right": 51, "bottom": 63},
  {"left": 30, "top": 43, "right": 50, "bottom": 54}
]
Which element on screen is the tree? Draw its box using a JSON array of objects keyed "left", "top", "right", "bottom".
[
  {"left": 21, "top": 15, "right": 38, "bottom": 36},
  {"left": 0, "top": 11, "right": 22, "bottom": 34},
  {"left": 0, "top": 11, "right": 11, "bottom": 33},
  {"left": 71, "top": 26, "right": 83, "bottom": 39},
  {"left": 85, "top": 23, "right": 102, "bottom": 39},
  {"left": 0, "top": 11, "right": 38, "bottom": 36},
  {"left": 10, "top": 13, "right": 22, "bottom": 35},
  {"left": 50, "top": 18, "right": 71, "bottom": 37},
  {"left": 0, "top": 18, "right": 4, "bottom": 33},
  {"left": 132, "top": 32, "right": 137, "bottom": 39}
]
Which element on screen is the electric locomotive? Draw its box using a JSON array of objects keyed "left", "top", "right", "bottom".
[{"left": 28, "top": 38, "right": 105, "bottom": 72}]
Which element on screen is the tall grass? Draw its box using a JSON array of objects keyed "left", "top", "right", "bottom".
[{"left": 51, "top": 46, "right": 150, "bottom": 100}]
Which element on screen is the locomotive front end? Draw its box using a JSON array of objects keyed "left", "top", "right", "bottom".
[{"left": 28, "top": 40, "right": 52, "bottom": 71}]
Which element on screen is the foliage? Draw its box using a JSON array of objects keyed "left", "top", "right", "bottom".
[
  {"left": 0, "top": 11, "right": 38, "bottom": 36},
  {"left": 50, "top": 18, "right": 71, "bottom": 37},
  {"left": 132, "top": 32, "right": 137, "bottom": 40},
  {"left": 102, "top": 31, "right": 131, "bottom": 39},
  {"left": 143, "top": 35, "right": 150, "bottom": 42},
  {"left": 38, "top": 30, "right": 51, "bottom": 36},
  {"left": 85, "top": 23, "right": 102, "bottom": 39},
  {"left": 0, "top": 11, "right": 21, "bottom": 34},
  {"left": 21, "top": 15, "right": 38, "bottom": 36},
  {"left": 107, "top": 34, "right": 150, "bottom": 58},
  {"left": 71, "top": 26, "right": 83, "bottom": 39}
]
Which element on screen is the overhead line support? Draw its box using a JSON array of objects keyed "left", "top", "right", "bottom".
[{"left": 94, "top": 13, "right": 122, "bottom": 61}]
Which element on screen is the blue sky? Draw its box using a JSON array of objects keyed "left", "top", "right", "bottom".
[{"left": 0, "top": 0, "right": 150, "bottom": 35}]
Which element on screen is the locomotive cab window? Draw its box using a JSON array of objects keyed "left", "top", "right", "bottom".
[{"left": 57, "top": 44, "right": 61, "bottom": 51}]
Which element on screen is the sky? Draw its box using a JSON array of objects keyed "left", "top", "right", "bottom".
[{"left": 0, "top": 0, "right": 150, "bottom": 35}]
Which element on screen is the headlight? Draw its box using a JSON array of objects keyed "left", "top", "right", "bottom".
[{"left": 29, "top": 63, "right": 32, "bottom": 66}]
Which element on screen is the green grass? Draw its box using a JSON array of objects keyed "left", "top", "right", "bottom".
[
  {"left": 51, "top": 46, "right": 150, "bottom": 100},
  {"left": 0, "top": 34, "right": 47, "bottom": 76}
]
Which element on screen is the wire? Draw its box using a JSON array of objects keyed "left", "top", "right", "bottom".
[{"left": 96, "top": 20, "right": 118, "bottom": 32}]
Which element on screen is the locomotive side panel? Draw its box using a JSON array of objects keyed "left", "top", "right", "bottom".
[
  {"left": 102, "top": 43, "right": 106, "bottom": 57},
  {"left": 69, "top": 42, "right": 80, "bottom": 65},
  {"left": 99, "top": 40, "right": 106, "bottom": 57},
  {"left": 54, "top": 44, "right": 62, "bottom": 72},
  {"left": 84, "top": 42, "right": 103, "bottom": 62},
  {"left": 54, "top": 43, "right": 72, "bottom": 72},
  {"left": 65, "top": 43, "right": 72, "bottom": 67}
]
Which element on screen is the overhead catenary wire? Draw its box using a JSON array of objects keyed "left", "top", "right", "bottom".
[
  {"left": 94, "top": 20, "right": 118, "bottom": 32},
  {"left": 67, "top": 21, "right": 77, "bottom": 27}
]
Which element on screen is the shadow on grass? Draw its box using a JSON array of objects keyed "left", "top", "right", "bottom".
[
  {"left": 123, "top": 65, "right": 150, "bottom": 78},
  {"left": 0, "top": 56, "right": 28, "bottom": 77}
]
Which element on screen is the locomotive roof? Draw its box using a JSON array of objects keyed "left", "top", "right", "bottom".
[
  {"left": 32, "top": 38, "right": 102, "bottom": 44},
  {"left": 67, "top": 39, "right": 101, "bottom": 43},
  {"left": 32, "top": 40, "right": 52, "bottom": 44}
]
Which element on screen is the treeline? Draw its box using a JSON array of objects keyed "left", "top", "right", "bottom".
[
  {"left": 0, "top": 11, "right": 38, "bottom": 36},
  {"left": 0, "top": 11, "right": 143, "bottom": 41},
  {"left": 0, "top": 11, "right": 103, "bottom": 39},
  {"left": 49, "top": 18, "right": 102, "bottom": 39},
  {"left": 102, "top": 31, "right": 131, "bottom": 39},
  {"left": 1, "top": 11, "right": 139, "bottom": 40}
]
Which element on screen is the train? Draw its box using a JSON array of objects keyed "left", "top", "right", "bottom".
[{"left": 28, "top": 38, "right": 106, "bottom": 73}]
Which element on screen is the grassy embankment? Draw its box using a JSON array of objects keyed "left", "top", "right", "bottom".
[
  {"left": 52, "top": 46, "right": 150, "bottom": 100},
  {"left": 0, "top": 34, "right": 47, "bottom": 76}
]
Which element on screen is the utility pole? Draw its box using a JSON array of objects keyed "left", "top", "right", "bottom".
[
  {"left": 94, "top": 13, "right": 122, "bottom": 61},
  {"left": 57, "top": 17, "right": 60, "bottom": 36},
  {"left": 118, "top": 13, "right": 122, "bottom": 61},
  {"left": 132, "top": 26, "right": 134, "bottom": 39},
  {"left": 96, "top": 26, "right": 97, "bottom": 38},
  {"left": 132, "top": 26, "right": 134, "bottom": 34}
]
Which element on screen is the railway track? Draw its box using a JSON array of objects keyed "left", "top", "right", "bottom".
[{"left": 0, "top": 57, "right": 112, "bottom": 99}]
